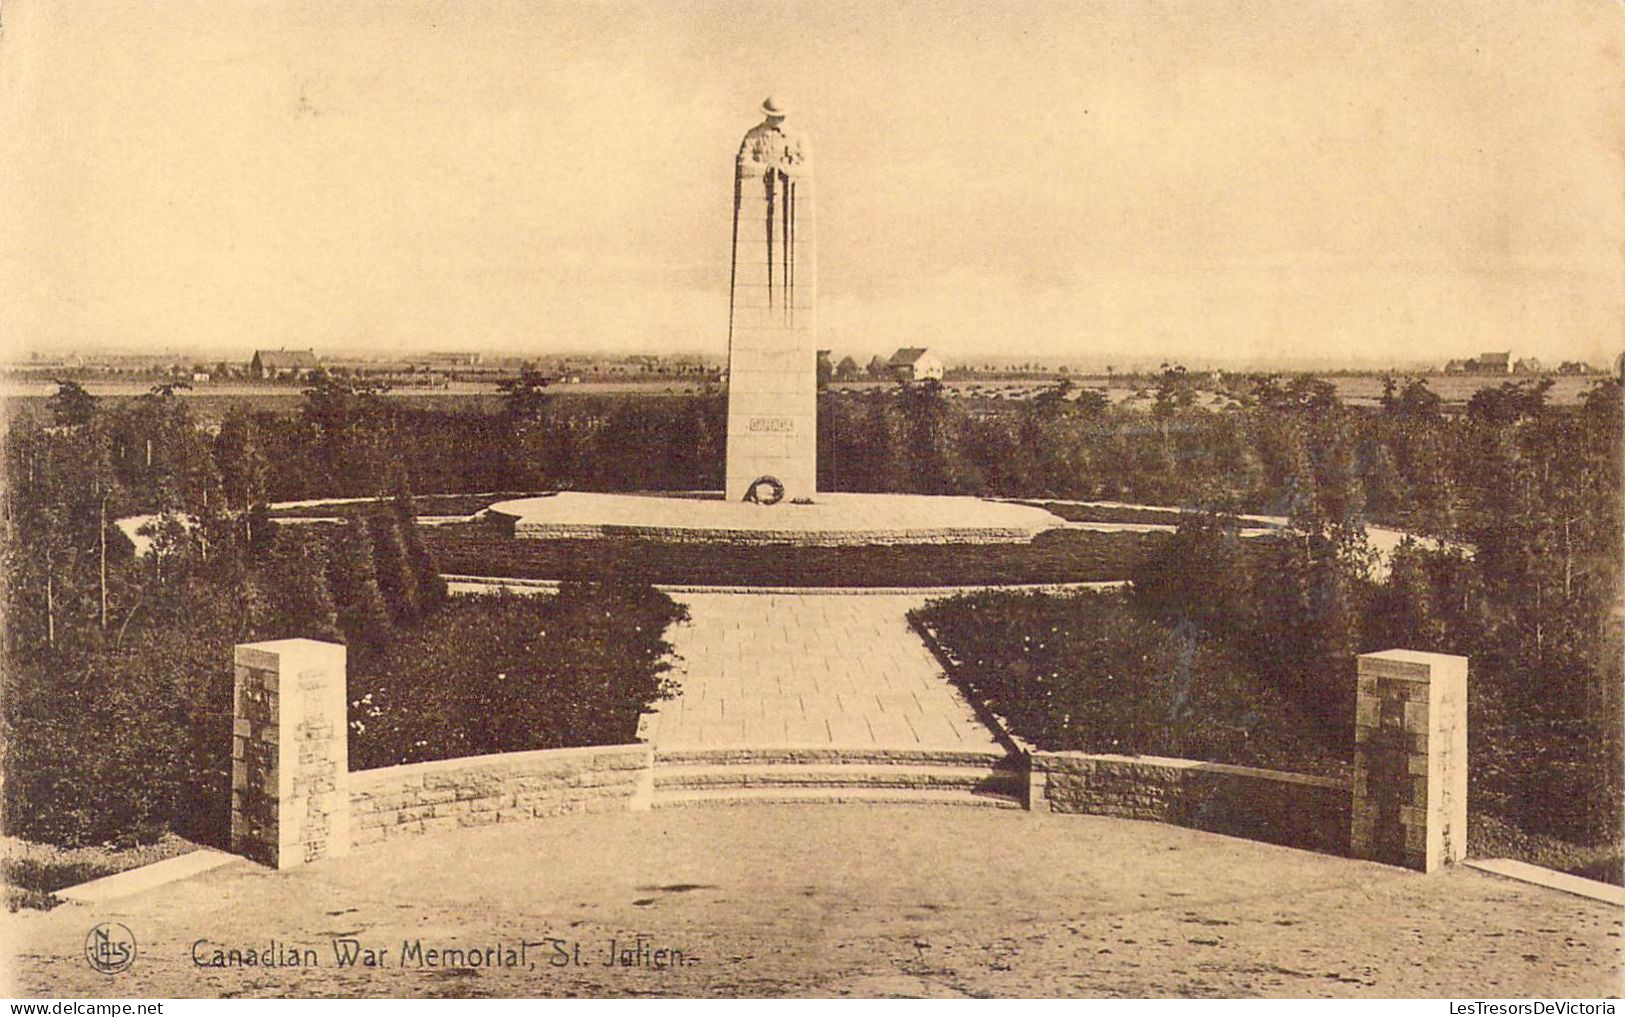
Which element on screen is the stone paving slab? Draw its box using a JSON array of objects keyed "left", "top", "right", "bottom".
[
  {"left": 645, "top": 593, "right": 1000, "bottom": 752},
  {"left": 1467, "top": 858, "right": 1625, "bottom": 906},
  {"left": 10, "top": 807, "right": 1619, "bottom": 997},
  {"left": 55, "top": 850, "right": 244, "bottom": 905}
]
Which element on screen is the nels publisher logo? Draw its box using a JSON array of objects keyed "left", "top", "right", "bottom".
[{"left": 84, "top": 922, "right": 136, "bottom": 975}]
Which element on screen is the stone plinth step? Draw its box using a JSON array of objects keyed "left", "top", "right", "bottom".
[
  {"left": 654, "top": 747, "right": 1015, "bottom": 768},
  {"left": 651, "top": 787, "right": 1025, "bottom": 810},
  {"left": 488, "top": 492, "right": 1064, "bottom": 547},
  {"left": 654, "top": 762, "right": 1025, "bottom": 795}
]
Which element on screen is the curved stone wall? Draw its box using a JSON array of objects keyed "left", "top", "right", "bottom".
[
  {"left": 348, "top": 743, "right": 652, "bottom": 849},
  {"left": 1029, "top": 751, "right": 1351, "bottom": 855}
]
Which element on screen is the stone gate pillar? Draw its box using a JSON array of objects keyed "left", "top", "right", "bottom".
[
  {"left": 232, "top": 638, "right": 349, "bottom": 869},
  {"left": 1352, "top": 649, "right": 1468, "bottom": 872}
]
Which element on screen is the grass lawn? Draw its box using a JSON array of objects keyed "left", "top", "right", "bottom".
[
  {"left": 2, "top": 834, "right": 203, "bottom": 912},
  {"left": 421, "top": 523, "right": 1159, "bottom": 586}
]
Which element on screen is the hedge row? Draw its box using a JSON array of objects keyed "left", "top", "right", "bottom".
[{"left": 422, "top": 524, "right": 1159, "bottom": 587}]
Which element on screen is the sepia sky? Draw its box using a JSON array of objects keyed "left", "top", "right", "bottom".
[{"left": 1, "top": 0, "right": 1620, "bottom": 367}]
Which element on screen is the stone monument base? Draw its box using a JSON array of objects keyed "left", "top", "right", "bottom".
[{"left": 486, "top": 492, "right": 1064, "bottom": 546}]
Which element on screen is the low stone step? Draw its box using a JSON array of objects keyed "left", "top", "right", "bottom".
[
  {"left": 651, "top": 787, "right": 1026, "bottom": 810},
  {"left": 654, "top": 762, "right": 1026, "bottom": 793},
  {"left": 654, "top": 746, "right": 1016, "bottom": 768}
]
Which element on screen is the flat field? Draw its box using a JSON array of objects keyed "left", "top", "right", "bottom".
[
  {"left": 4, "top": 371, "right": 1605, "bottom": 425},
  {"left": 1323, "top": 373, "right": 1600, "bottom": 407}
]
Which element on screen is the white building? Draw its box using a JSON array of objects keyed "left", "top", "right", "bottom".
[{"left": 887, "top": 347, "right": 945, "bottom": 382}]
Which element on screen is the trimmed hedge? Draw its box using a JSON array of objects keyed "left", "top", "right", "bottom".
[
  {"left": 1019, "top": 501, "right": 1195, "bottom": 526},
  {"left": 422, "top": 524, "right": 1158, "bottom": 587},
  {"left": 912, "top": 589, "right": 1348, "bottom": 778}
]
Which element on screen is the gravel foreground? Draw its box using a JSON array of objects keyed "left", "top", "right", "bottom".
[{"left": 6, "top": 806, "right": 1620, "bottom": 998}]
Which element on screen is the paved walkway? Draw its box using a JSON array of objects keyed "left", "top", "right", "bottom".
[
  {"left": 10, "top": 807, "right": 1619, "bottom": 997},
  {"left": 642, "top": 594, "right": 1000, "bottom": 751}
]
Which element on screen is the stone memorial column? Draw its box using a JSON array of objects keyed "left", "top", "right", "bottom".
[
  {"left": 725, "top": 95, "right": 817, "bottom": 502},
  {"left": 1352, "top": 649, "right": 1468, "bottom": 872},
  {"left": 231, "top": 638, "right": 350, "bottom": 869}
]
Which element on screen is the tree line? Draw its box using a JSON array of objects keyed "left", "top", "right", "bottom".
[
  {"left": 3, "top": 368, "right": 1619, "bottom": 847},
  {"left": 2, "top": 381, "right": 455, "bottom": 845}
]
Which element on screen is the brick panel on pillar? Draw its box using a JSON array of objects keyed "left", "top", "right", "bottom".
[
  {"left": 725, "top": 97, "right": 817, "bottom": 503},
  {"left": 231, "top": 639, "right": 350, "bottom": 870},
  {"left": 1352, "top": 649, "right": 1468, "bottom": 873}
]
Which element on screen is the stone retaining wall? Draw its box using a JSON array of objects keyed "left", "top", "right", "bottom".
[
  {"left": 447, "top": 574, "right": 1126, "bottom": 597},
  {"left": 1030, "top": 751, "right": 1351, "bottom": 854},
  {"left": 348, "top": 744, "right": 652, "bottom": 848},
  {"left": 231, "top": 640, "right": 1453, "bottom": 871},
  {"left": 512, "top": 522, "right": 1039, "bottom": 545}
]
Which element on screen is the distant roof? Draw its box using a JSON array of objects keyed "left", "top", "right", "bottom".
[
  {"left": 254, "top": 349, "right": 319, "bottom": 368},
  {"left": 1476, "top": 352, "right": 1510, "bottom": 364},
  {"left": 888, "top": 347, "right": 933, "bottom": 366}
]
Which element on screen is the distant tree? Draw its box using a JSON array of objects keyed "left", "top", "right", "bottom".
[
  {"left": 866, "top": 355, "right": 891, "bottom": 380},
  {"left": 391, "top": 476, "right": 447, "bottom": 611},
  {"left": 1152, "top": 363, "right": 1195, "bottom": 417},
  {"left": 213, "top": 408, "right": 269, "bottom": 546},
  {"left": 835, "top": 355, "right": 861, "bottom": 382},
  {"left": 1381, "top": 376, "right": 1442, "bottom": 419},
  {"left": 1131, "top": 511, "right": 1256, "bottom": 638},
  {"left": 1074, "top": 388, "right": 1109, "bottom": 415},
  {"left": 326, "top": 515, "right": 393, "bottom": 651},
  {"left": 3, "top": 413, "right": 124, "bottom": 650},
  {"left": 117, "top": 383, "right": 217, "bottom": 515},
  {"left": 146, "top": 380, "right": 192, "bottom": 399},
  {"left": 301, "top": 373, "right": 395, "bottom": 496},
  {"left": 1366, "top": 538, "right": 1448, "bottom": 653},
  {"left": 1354, "top": 438, "right": 1405, "bottom": 524},
  {"left": 259, "top": 528, "right": 342, "bottom": 643},
  {"left": 367, "top": 513, "right": 421, "bottom": 626},
  {"left": 897, "top": 380, "right": 975, "bottom": 494},
  {"left": 1030, "top": 378, "right": 1075, "bottom": 414},
  {"left": 1466, "top": 378, "right": 1554, "bottom": 427},
  {"left": 498, "top": 368, "right": 553, "bottom": 419},
  {"left": 1312, "top": 427, "right": 1366, "bottom": 530},
  {"left": 47, "top": 379, "right": 98, "bottom": 428}
]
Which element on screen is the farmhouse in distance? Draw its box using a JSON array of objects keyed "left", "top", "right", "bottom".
[
  {"left": 886, "top": 347, "right": 945, "bottom": 382},
  {"left": 249, "top": 348, "right": 321, "bottom": 380}
]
